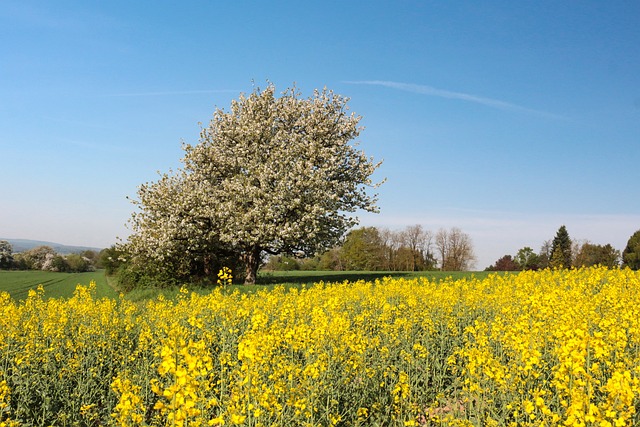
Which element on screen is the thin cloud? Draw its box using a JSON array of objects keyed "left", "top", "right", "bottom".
[
  {"left": 104, "top": 89, "right": 240, "bottom": 97},
  {"left": 344, "top": 80, "right": 566, "bottom": 120},
  {"left": 57, "top": 137, "right": 137, "bottom": 153}
]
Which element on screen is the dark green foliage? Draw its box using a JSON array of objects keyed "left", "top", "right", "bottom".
[
  {"left": 550, "top": 225, "right": 572, "bottom": 268},
  {"left": 115, "top": 262, "right": 179, "bottom": 292},
  {"left": 98, "top": 246, "right": 129, "bottom": 275},
  {"left": 514, "top": 247, "right": 541, "bottom": 270},
  {"left": 50, "top": 255, "right": 70, "bottom": 272},
  {"left": 340, "top": 227, "right": 386, "bottom": 270},
  {"left": 622, "top": 230, "right": 640, "bottom": 270},
  {"left": 64, "top": 254, "right": 94, "bottom": 272},
  {"left": 9, "top": 255, "right": 29, "bottom": 270},
  {"left": 112, "top": 241, "right": 245, "bottom": 290}
]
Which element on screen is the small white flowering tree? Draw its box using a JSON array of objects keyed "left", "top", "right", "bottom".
[
  {"left": 127, "top": 83, "right": 382, "bottom": 284},
  {"left": 0, "top": 240, "right": 13, "bottom": 269}
]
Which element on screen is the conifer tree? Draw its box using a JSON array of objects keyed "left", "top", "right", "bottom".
[
  {"left": 550, "top": 225, "right": 572, "bottom": 268},
  {"left": 622, "top": 230, "right": 640, "bottom": 270}
]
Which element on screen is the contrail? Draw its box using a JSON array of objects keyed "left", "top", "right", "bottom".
[{"left": 344, "top": 80, "right": 565, "bottom": 120}]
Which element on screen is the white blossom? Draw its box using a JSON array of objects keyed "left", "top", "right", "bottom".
[{"left": 126, "top": 83, "right": 382, "bottom": 284}]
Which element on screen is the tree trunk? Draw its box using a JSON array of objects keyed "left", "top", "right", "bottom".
[
  {"left": 243, "top": 246, "right": 261, "bottom": 285},
  {"left": 203, "top": 253, "right": 214, "bottom": 278}
]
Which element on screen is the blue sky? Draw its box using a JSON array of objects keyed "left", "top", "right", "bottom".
[{"left": 1, "top": 1, "right": 639, "bottom": 269}]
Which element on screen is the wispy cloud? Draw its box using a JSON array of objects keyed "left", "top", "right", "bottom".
[
  {"left": 344, "top": 80, "right": 565, "bottom": 120},
  {"left": 57, "top": 137, "right": 136, "bottom": 153},
  {"left": 104, "top": 89, "right": 240, "bottom": 97}
]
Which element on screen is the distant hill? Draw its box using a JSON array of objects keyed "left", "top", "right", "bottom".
[{"left": 0, "top": 238, "right": 104, "bottom": 254}]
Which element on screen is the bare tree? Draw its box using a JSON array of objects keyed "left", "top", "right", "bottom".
[
  {"left": 538, "top": 239, "right": 552, "bottom": 269},
  {"left": 435, "top": 227, "right": 476, "bottom": 271},
  {"left": 435, "top": 229, "right": 448, "bottom": 271},
  {"left": 378, "top": 227, "right": 395, "bottom": 270},
  {"left": 401, "top": 225, "right": 433, "bottom": 271}
]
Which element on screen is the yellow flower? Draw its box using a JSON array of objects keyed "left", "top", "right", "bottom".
[
  {"left": 357, "top": 407, "right": 369, "bottom": 419},
  {"left": 230, "top": 413, "right": 246, "bottom": 425},
  {"left": 209, "top": 415, "right": 225, "bottom": 425},
  {"left": 217, "top": 267, "right": 233, "bottom": 286}
]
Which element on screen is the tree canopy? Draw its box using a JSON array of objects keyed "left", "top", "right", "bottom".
[
  {"left": 623, "top": 230, "right": 640, "bottom": 270},
  {"left": 340, "top": 227, "right": 386, "bottom": 271},
  {"left": 0, "top": 240, "right": 13, "bottom": 269},
  {"left": 573, "top": 242, "right": 620, "bottom": 268},
  {"left": 126, "top": 83, "right": 382, "bottom": 284},
  {"left": 514, "top": 247, "right": 541, "bottom": 270}
]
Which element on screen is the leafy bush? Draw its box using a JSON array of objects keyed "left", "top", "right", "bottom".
[{"left": 115, "top": 263, "right": 180, "bottom": 292}]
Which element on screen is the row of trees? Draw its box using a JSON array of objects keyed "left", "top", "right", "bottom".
[
  {"left": 264, "top": 225, "right": 477, "bottom": 272},
  {"left": 0, "top": 241, "right": 101, "bottom": 273},
  {"left": 486, "top": 226, "right": 640, "bottom": 271}
]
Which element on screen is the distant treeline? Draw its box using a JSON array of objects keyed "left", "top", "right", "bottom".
[
  {"left": 263, "top": 225, "right": 476, "bottom": 272},
  {"left": 486, "top": 225, "right": 640, "bottom": 271},
  {"left": 264, "top": 225, "right": 640, "bottom": 272},
  {"left": 0, "top": 241, "right": 105, "bottom": 273}
]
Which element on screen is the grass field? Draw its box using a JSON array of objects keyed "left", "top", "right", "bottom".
[
  {"left": 0, "top": 268, "right": 493, "bottom": 302},
  {"left": 0, "top": 269, "right": 118, "bottom": 300},
  {"left": 122, "top": 269, "right": 495, "bottom": 301},
  {"left": 257, "top": 269, "right": 493, "bottom": 285}
]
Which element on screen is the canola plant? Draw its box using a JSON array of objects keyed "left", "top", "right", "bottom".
[{"left": 0, "top": 267, "right": 639, "bottom": 426}]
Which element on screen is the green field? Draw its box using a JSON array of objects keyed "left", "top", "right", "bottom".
[
  {"left": 0, "top": 269, "right": 118, "bottom": 300},
  {"left": 0, "top": 269, "right": 494, "bottom": 302},
  {"left": 257, "top": 269, "right": 493, "bottom": 285},
  {"left": 199, "top": 270, "right": 495, "bottom": 299}
]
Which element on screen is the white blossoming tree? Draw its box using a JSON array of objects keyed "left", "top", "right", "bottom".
[{"left": 127, "top": 83, "right": 382, "bottom": 284}]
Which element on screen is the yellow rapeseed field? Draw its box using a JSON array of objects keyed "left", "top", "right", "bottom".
[{"left": 0, "top": 267, "right": 639, "bottom": 426}]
